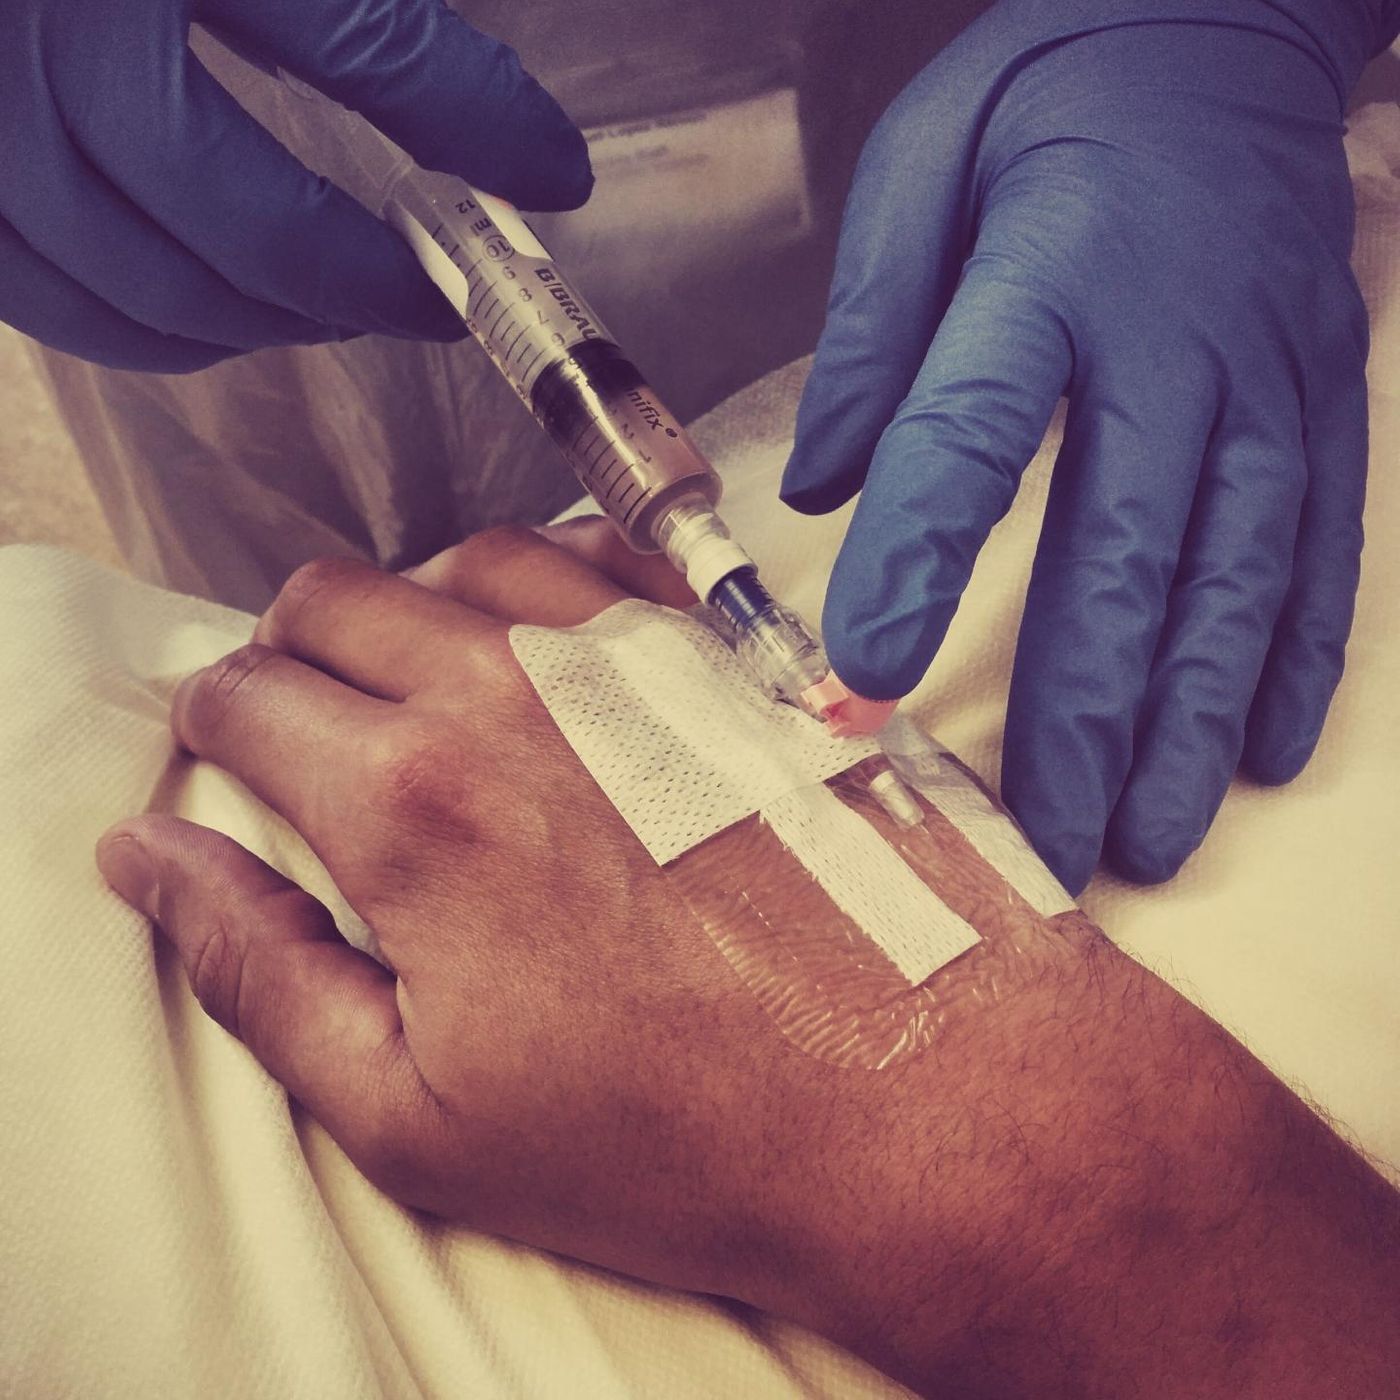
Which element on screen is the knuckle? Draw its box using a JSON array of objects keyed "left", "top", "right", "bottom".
[
  {"left": 183, "top": 644, "right": 280, "bottom": 739},
  {"left": 187, "top": 912, "right": 246, "bottom": 1035},
  {"left": 366, "top": 722, "right": 475, "bottom": 831},
  {"left": 467, "top": 523, "right": 540, "bottom": 556},
  {"left": 457, "top": 523, "right": 546, "bottom": 575},
  {"left": 271, "top": 556, "right": 365, "bottom": 633}
]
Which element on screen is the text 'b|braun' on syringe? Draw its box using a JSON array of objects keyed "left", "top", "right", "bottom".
[{"left": 372, "top": 156, "right": 911, "bottom": 801}]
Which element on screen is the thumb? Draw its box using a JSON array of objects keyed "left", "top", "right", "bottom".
[
  {"left": 209, "top": 0, "right": 593, "bottom": 210},
  {"left": 95, "top": 816, "right": 435, "bottom": 1165}
]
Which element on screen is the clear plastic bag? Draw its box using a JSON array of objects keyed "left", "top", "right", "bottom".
[{"left": 30, "top": 0, "right": 866, "bottom": 611}]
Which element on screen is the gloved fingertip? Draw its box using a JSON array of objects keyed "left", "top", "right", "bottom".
[
  {"left": 779, "top": 437, "right": 859, "bottom": 517},
  {"left": 344, "top": 239, "right": 471, "bottom": 342},
  {"left": 386, "top": 287, "right": 471, "bottom": 344},
  {"left": 1007, "top": 811, "right": 1099, "bottom": 898},
  {"left": 528, "top": 123, "right": 594, "bottom": 212},
  {"left": 801, "top": 672, "right": 901, "bottom": 737},
  {"left": 823, "top": 658, "right": 906, "bottom": 705},
  {"left": 1047, "top": 844, "right": 1097, "bottom": 899},
  {"left": 1101, "top": 824, "right": 1198, "bottom": 887},
  {"left": 822, "top": 623, "right": 922, "bottom": 704},
  {"left": 1241, "top": 686, "right": 1328, "bottom": 787},
  {"left": 459, "top": 76, "right": 593, "bottom": 211},
  {"left": 1240, "top": 731, "right": 1316, "bottom": 787},
  {"left": 779, "top": 363, "right": 885, "bottom": 515},
  {"left": 778, "top": 476, "right": 843, "bottom": 518}
]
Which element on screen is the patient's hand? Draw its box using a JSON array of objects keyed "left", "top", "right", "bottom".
[
  {"left": 96, "top": 523, "right": 1400, "bottom": 1400},
  {"left": 97, "top": 523, "right": 947, "bottom": 1302}
]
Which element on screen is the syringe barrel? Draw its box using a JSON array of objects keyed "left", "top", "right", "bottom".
[
  {"left": 382, "top": 167, "right": 719, "bottom": 551},
  {"left": 529, "top": 341, "right": 720, "bottom": 550}
]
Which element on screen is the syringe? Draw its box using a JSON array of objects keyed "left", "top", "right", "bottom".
[{"left": 372, "top": 160, "right": 891, "bottom": 735}]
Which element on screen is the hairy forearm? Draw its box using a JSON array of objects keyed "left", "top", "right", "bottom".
[{"left": 769, "top": 924, "right": 1400, "bottom": 1398}]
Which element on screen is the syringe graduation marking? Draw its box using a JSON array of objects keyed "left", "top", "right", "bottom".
[{"left": 402, "top": 187, "right": 722, "bottom": 531}]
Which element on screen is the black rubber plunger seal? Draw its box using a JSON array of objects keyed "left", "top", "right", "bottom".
[{"left": 529, "top": 340, "right": 641, "bottom": 440}]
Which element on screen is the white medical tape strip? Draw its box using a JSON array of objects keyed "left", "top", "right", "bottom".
[
  {"left": 761, "top": 785, "right": 979, "bottom": 984},
  {"left": 511, "top": 600, "right": 880, "bottom": 864},
  {"left": 880, "top": 716, "right": 1076, "bottom": 917},
  {"left": 510, "top": 600, "right": 979, "bottom": 984}
]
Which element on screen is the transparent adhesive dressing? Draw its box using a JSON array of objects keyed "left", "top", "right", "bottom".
[{"left": 509, "top": 603, "right": 1082, "bottom": 1068}]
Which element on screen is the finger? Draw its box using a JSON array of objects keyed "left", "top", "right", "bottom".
[
  {"left": 46, "top": 21, "right": 465, "bottom": 344},
  {"left": 0, "top": 212, "right": 236, "bottom": 373},
  {"left": 1002, "top": 362, "right": 1219, "bottom": 895},
  {"left": 95, "top": 816, "right": 440, "bottom": 1178},
  {"left": 535, "top": 519, "right": 697, "bottom": 610},
  {"left": 780, "top": 59, "right": 993, "bottom": 516},
  {"left": 814, "top": 267, "right": 1071, "bottom": 699},
  {"left": 253, "top": 556, "right": 502, "bottom": 701},
  {"left": 206, "top": 0, "right": 593, "bottom": 211},
  {"left": 403, "top": 525, "right": 636, "bottom": 625},
  {"left": 172, "top": 643, "right": 388, "bottom": 836},
  {"left": 0, "top": 32, "right": 369, "bottom": 358},
  {"left": 1243, "top": 354, "right": 1368, "bottom": 784},
  {"left": 1103, "top": 406, "right": 1307, "bottom": 884}
]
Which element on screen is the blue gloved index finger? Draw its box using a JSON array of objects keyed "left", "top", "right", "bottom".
[
  {"left": 781, "top": 64, "right": 984, "bottom": 518},
  {"left": 815, "top": 263, "right": 1072, "bottom": 703},
  {"left": 205, "top": 0, "right": 593, "bottom": 212}
]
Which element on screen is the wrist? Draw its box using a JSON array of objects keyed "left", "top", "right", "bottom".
[
  {"left": 744, "top": 920, "right": 1145, "bottom": 1388},
  {"left": 760, "top": 924, "right": 1367, "bottom": 1398}
]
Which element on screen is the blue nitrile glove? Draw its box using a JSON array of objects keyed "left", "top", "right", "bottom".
[
  {"left": 783, "top": 0, "right": 1400, "bottom": 894},
  {"left": 0, "top": 0, "right": 592, "bottom": 373}
]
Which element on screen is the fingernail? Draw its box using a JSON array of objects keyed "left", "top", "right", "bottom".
[{"left": 96, "top": 833, "right": 158, "bottom": 915}]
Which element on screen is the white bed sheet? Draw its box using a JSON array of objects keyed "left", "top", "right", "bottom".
[{"left": 2, "top": 102, "right": 1398, "bottom": 1400}]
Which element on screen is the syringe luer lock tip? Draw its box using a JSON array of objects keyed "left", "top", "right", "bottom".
[
  {"left": 654, "top": 499, "right": 885, "bottom": 733},
  {"left": 702, "top": 558, "right": 895, "bottom": 737}
]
